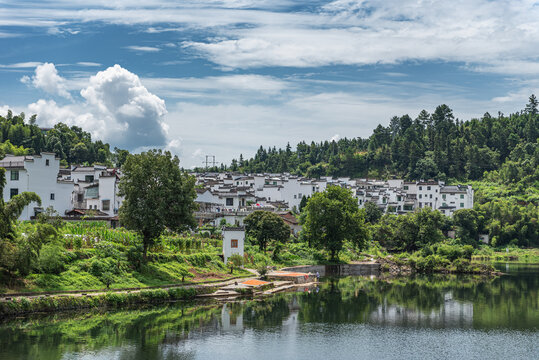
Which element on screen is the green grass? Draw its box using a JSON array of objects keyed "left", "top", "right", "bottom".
[{"left": 473, "top": 247, "right": 539, "bottom": 263}]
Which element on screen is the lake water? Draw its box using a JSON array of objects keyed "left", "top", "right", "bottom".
[{"left": 0, "top": 263, "right": 537, "bottom": 360}]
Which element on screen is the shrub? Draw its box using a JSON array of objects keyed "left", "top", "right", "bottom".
[
  {"left": 412, "top": 254, "right": 450, "bottom": 273},
  {"left": 38, "top": 244, "right": 67, "bottom": 274},
  {"left": 453, "top": 258, "right": 471, "bottom": 273},
  {"left": 228, "top": 254, "right": 244, "bottom": 267}
]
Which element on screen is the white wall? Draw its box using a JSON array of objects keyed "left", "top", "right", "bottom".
[
  {"left": 2, "top": 153, "right": 73, "bottom": 220},
  {"left": 222, "top": 228, "right": 245, "bottom": 264}
]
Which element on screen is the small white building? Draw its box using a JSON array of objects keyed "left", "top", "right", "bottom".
[
  {"left": 0, "top": 153, "right": 73, "bottom": 220},
  {"left": 222, "top": 226, "right": 245, "bottom": 264},
  {"left": 70, "top": 166, "right": 122, "bottom": 217}
]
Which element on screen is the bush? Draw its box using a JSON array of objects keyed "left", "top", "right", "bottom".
[
  {"left": 38, "top": 244, "right": 67, "bottom": 274},
  {"left": 412, "top": 254, "right": 450, "bottom": 273},
  {"left": 453, "top": 258, "right": 471, "bottom": 273},
  {"left": 228, "top": 254, "right": 244, "bottom": 267}
]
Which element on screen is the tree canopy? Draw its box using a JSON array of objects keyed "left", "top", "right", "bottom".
[
  {"left": 220, "top": 96, "right": 538, "bottom": 182},
  {"left": 244, "top": 211, "right": 290, "bottom": 252},
  {"left": 118, "top": 150, "right": 197, "bottom": 259},
  {"left": 301, "top": 186, "right": 368, "bottom": 260}
]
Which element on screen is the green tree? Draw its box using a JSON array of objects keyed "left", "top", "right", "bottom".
[
  {"left": 299, "top": 195, "right": 308, "bottom": 213},
  {"left": 364, "top": 201, "right": 382, "bottom": 224},
  {"left": 0, "top": 168, "right": 41, "bottom": 272},
  {"left": 118, "top": 150, "right": 197, "bottom": 259},
  {"left": 244, "top": 211, "right": 290, "bottom": 252},
  {"left": 301, "top": 186, "right": 368, "bottom": 260}
]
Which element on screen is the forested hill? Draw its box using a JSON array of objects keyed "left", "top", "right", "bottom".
[
  {"left": 229, "top": 95, "right": 538, "bottom": 183},
  {"left": 0, "top": 110, "right": 129, "bottom": 167}
]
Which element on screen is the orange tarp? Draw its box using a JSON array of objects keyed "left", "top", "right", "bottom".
[{"left": 242, "top": 279, "right": 270, "bottom": 286}]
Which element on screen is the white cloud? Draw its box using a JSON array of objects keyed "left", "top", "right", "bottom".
[
  {"left": 80, "top": 64, "right": 168, "bottom": 148},
  {"left": 0, "top": 62, "right": 43, "bottom": 69},
  {"left": 76, "top": 62, "right": 102, "bottom": 67},
  {"left": 23, "top": 63, "right": 71, "bottom": 98},
  {"left": 2, "top": 1, "right": 539, "bottom": 76},
  {"left": 141, "top": 74, "right": 289, "bottom": 98},
  {"left": 330, "top": 134, "right": 340, "bottom": 142},
  {"left": 25, "top": 64, "right": 169, "bottom": 150},
  {"left": 124, "top": 45, "right": 161, "bottom": 52}
]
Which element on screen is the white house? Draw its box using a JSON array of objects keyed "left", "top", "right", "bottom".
[
  {"left": 70, "top": 166, "right": 122, "bottom": 217},
  {"left": 0, "top": 153, "right": 73, "bottom": 220},
  {"left": 222, "top": 226, "right": 245, "bottom": 264}
]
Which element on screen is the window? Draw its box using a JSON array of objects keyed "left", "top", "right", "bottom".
[
  {"left": 460, "top": 194, "right": 464, "bottom": 199},
  {"left": 85, "top": 175, "right": 94, "bottom": 182},
  {"left": 50, "top": 193, "right": 55, "bottom": 200},
  {"left": 45, "top": 159, "right": 49, "bottom": 166},
  {"left": 383, "top": 198, "right": 387, "bottom": 204},
  {"left": 397, "top": 196, "right": 401, "bottom": 201},
  {"left": 442, "top": 194, "right": 446, "bottom": 200},
  {"left": 10, "top": 170, "right": 19, "bottom": 181},
  {"left": 237, "top": 181, "right": 239, "bottom": 185},
  {"left": 460, "top": 203, "right": 464, "bottom": 208},
  {"left": 226, "top": 198, "right": 234, "bottom": 206},
  {"left": 231, "top": 239, "right": 238, "bottom": 248},
  {"left": 419, "top": 186, "right": 422, "bottom": 190},
  {"left": 419, "top": 194, "right": 422, "bottom": 199},
  {"left": 10, "top": 188, "right": 18, "bottom": 198},
  {"left": 442, "top": 203, "right": 447, "bottom": 207},
  {"left": 294, "top": 195, "right": 297, "bottom": 199},
  {"left": 427, "top": 186, "right": 431, "bottom": 190},
  {"left": 77, "top": 193, "right": 83, "bottom": 202},
  {"left": 429, "top": 194, "right": 432, "bottom": 199},
  {"left": 403, "top": 185, "right": 409, "bottom": 190},
  {"left": 102, "top": 200, "right": 110, "bottom": 211}
]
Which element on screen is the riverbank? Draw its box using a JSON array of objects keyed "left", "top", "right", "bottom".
[{"left": 0, "top": 275, "right": 260, "bottom": 318}]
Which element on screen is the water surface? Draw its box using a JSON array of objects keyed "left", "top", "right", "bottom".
[{"left": 1, "top": 264, "right": 537, "bottom": 360}]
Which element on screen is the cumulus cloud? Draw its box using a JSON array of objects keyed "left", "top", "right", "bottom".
[
  {"left": 22, "top": 63, "right": 71, "bottom": 98},
  {"left": 27, "top": 64, "right": 169, "bottom": 150},
  {"left": 80, "top": 64, "right": 168, "bottom": 148}
]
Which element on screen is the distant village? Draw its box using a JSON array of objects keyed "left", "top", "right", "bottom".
[{"left": 1, "top": 152, "right": 473, "bottom": 226}]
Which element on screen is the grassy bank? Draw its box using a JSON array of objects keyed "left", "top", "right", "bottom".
[
  {"left": 0, "top": 222, "right": 250, "bottom": 294},
  {"left": 0, "top": 286, "right": 216, "bottom": 317},
  {"left": 472, "top": 247, "right": 539, "bottom": 263}
]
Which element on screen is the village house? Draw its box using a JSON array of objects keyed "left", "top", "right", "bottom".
[{"left": 0, "top": 152, "right": 73, "bottom": 220}]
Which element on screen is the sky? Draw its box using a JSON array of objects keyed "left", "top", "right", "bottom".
[{"left": 0, "top": 0, "right": 538, "bottom": 168}]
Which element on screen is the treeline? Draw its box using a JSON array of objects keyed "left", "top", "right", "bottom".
[
  {"left": 228, "top": 95, "right": 539, "bottom": 182},
  {"left": 0, "top": 110, "right": 129, "bottom": 166}
]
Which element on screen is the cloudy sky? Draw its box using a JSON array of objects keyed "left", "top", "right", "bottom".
[{"left": 1, "top": 0, "right": 538, "bottom": 168}]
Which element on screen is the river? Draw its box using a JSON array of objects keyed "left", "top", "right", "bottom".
[{"left": 0, "top": 263, "right": 537, "bottom": 359}]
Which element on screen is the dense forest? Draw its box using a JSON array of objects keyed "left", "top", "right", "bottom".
[
  {"left": 0, "top": 110, "right": 129, "bottom": 167},
  {"left": 228, "top": 95, "right": 538, "bottom": 185}
]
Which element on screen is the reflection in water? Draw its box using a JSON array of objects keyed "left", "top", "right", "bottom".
[{"left": 0, "top": 264, "right": 537, "bottom": 360}]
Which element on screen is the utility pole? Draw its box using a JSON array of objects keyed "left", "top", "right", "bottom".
[{"left": 204, "top": 155, "right": 216, "bottom": 170}]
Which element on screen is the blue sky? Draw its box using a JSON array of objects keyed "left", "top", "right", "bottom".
[{"left": 1, "top": 0, "right": 538, "bottom": 168}]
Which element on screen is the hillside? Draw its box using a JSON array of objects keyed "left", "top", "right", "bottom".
[
  {"left": 0, "top": 110, "right": 127, "bottom": 167},
  {"left": 226, "top": 96, "right": 538, "bottom": 185}
]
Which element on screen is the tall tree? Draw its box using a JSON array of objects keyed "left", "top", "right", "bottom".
[
  {"left": 302, "top": 186, "right": 368, "bottom": 260},
  {"left": 118, "top": 150, "right": 197, "bottom": 259}
]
